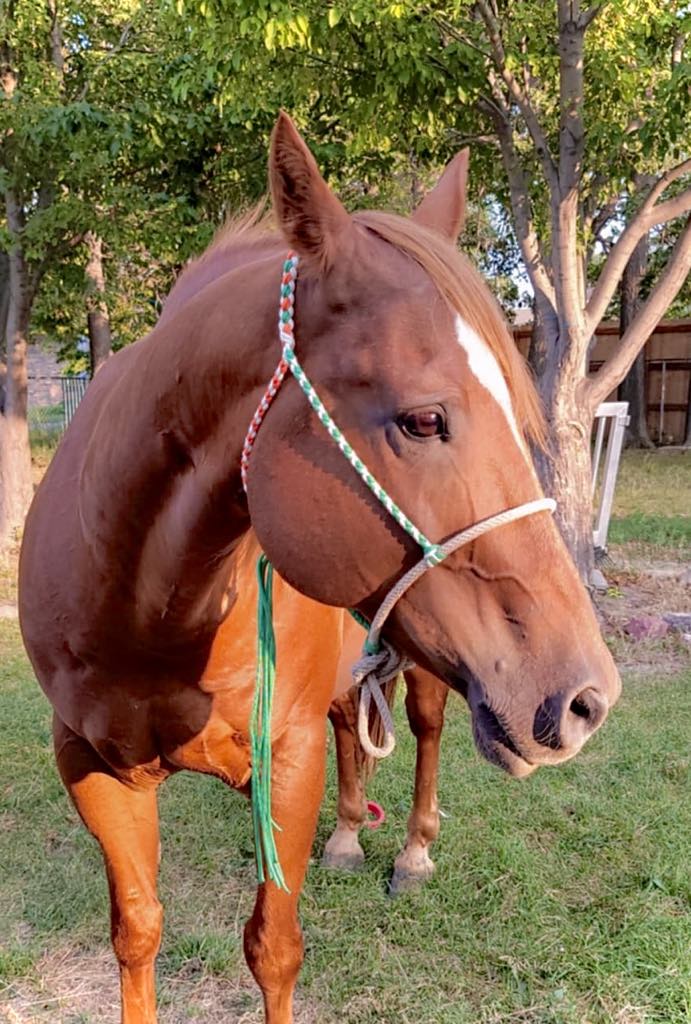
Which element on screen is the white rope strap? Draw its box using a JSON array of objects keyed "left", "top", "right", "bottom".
[{"left": 353, "top": 497, "right": 556, "bottom": 758}]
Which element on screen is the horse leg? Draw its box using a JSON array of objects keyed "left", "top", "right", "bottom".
[
  {"left": 390, "top": 667, "right": 449, "bottom": 896},
  {"left": 322, "top": 689, "right": 366, "bottom": 870},
  {"left": 244, "top": 722, "right": 326, "bottom": 1024},
  {"left": 53, "top": 715, "right": 163, "bottom": 1024}
]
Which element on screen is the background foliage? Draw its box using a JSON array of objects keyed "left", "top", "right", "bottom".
[{"left": 4, "top": 0, "right": 686, "bottom": 363}]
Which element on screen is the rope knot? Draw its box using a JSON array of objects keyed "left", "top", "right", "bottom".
[
  {"left": 352, "top": 639, "right": 413, "bottom": 760},
  {"left": 423, "top": 544, "right": 445, "bottom": 567}
]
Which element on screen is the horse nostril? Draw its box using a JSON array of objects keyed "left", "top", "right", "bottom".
[
  {"left": 570, "top": 695, "right": 592, "bottom": 720},
  {"left": 533, "top": 686, "right": 609, "bottom": 752},
  {"left": 568, "top": 687, "right": 607, "bottom": 732}
]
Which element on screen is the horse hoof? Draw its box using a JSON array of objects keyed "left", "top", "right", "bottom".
[
  {"left": 321, "top": 847, "right": 365, "bottom": 872},
  {"left": 388, "top": 867, "right": 432, "bottom": 897}
]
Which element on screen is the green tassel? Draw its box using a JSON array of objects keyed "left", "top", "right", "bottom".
[{"left": 250, "top": 554, "right": 290, "bottom": 892}]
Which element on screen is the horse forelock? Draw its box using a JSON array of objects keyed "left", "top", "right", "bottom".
[{"left": 352, "top": 210, "right": 546, "bottom": 448}]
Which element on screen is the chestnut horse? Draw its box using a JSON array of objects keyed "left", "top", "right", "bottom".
[{"left": 19, "top": 114, "right": 620, "bottom": 1024}]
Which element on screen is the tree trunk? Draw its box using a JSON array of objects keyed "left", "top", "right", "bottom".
[
  {"left": 533, "top": 379, "right": 594, "bottom": 581},
  {"left": 618, "top": 234, "right": 651, "bottom": 447},
  {"left": 527, "top": 300, "right": 550, "bottom": 381},
  {"left": 0, "top": 210, "right": 35, "bottom": 550},
  {"left": 85, "top": 232, "right": 112, "bottom": 376},
  {"left": 526, "top": 309, "right": 596, "bottom": 580},
  {"left": 0, "top": 251, "right": 8, "bottom": 414},
  {"left": 620, "top": 350, "right": 650, "bottom": 446}
]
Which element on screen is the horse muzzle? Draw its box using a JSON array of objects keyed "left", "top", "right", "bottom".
[{"left": 468, "top": 670, "right": 621, "bottom": 778}]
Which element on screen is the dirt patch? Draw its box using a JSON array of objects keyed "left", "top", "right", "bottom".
[
  {"left": 1, "top": 946, "right": 324, "bottom": 1024},
  {"left": 595, "top": 553, "right": 691, "bottom": 674}
]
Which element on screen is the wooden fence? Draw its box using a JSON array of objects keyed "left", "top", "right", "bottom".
[{"left": 514, "top": 318, "right": 691, "bottom": 445}]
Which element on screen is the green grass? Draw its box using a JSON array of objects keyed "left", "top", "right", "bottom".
[
  {"left": 608, "top": 512, "right": 691, "bottom": 548},
  {"left": 28, "top": 404, "right": 64, "bottom": 447},
  {"left": 0, "top": 553, "right": 17, "bottom": 604},
  {"left": 1, "top": 619, "right": 689, "bottom": 1023},
  {"left": 598, "top": 450, "right": 691, "bottom": 553},
  {"left": 609, "top": 451, "right": 691, "bottom": 518}
]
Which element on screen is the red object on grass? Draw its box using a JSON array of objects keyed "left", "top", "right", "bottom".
[{"left": 364, "top": 800, "right": 386, "bottom": 829}]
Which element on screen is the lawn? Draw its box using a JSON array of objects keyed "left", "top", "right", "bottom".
[
  {"left": 607, "top": 451, "right": 691, "bottom": 555},
  {"left": 1, "top": 615, "right": 689, "bottom": 1023}
]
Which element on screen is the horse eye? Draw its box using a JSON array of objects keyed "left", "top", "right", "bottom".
[{"left": 398, "top": 409, "right": 447, "bottom": 440}]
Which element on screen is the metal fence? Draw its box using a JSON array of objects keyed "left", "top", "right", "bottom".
[
  {"left": 61, "top": 376, "right": 89, "bottom": 426},
  {"left": 28, "top": 375, "right": 89, "bottom": 442}
]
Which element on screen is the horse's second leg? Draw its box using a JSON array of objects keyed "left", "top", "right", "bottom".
[
  {"left": 54, "top": 715, "right": 163, "bottom": 1024},
  {"left": 244, "top": 722, "right": 326, "bottom": 1024},
  {"left": 322, "top": 690, "right": 367, "bottom": 870},
  {"left": 390, "top": 668, "right": 449, "bottom": 896}
]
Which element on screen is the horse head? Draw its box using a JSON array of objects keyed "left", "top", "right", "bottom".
[{"left": 247, "top": 113, "right": 620, "bottom": 777}]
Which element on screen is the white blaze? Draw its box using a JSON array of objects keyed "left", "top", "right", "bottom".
[{"left": 454, "top": 314, "right": 526, "bottom": 455}]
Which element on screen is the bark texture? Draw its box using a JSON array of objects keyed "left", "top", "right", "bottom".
[
  {"left": 0, "top": 195, "right": 35, "bottom": 548},
  {"left": 85, "top": 232, "right": 112, "bottom": 376},
  {"left": 0, "top": 252, "right": 8, "bottom": 414},
  {"left": 535, "top": 408, "right": 593, "bottom": 575}
]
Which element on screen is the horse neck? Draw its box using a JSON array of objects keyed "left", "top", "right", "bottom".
[
  {"left": 162, "top": 234, "right": 281, "bottom": 323},
  {"left": 83, "top": 249, "right": 284, "bottom": 644}
]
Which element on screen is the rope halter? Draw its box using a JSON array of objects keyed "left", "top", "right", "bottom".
[{"left": 243, "top": 251, "right": 556, "bottom": 757}]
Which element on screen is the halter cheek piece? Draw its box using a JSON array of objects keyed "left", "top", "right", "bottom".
[{"left": 242, "top": 253, "right": 555, "bottom": 889}]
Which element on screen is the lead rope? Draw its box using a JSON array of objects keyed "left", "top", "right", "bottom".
[{"left": 242, "top": 252, "right": 557, "bottom": 887}]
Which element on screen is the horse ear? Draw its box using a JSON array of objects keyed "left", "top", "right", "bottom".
[
  {"left": 269, "top": 112, "right": 352, "bottom": 268},
  {"left": 411, "top": 149, "right": 469, "bottom": 241}
]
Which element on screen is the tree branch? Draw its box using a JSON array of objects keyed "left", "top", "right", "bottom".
[
  {"left": 586, "top": 213, "right": 691, "bottom": 409},
  {"left": 1, "top": 37, "right": 17, "bottom": 101},
  {"left": 585, "top": 159, "right": 691, "bottom": 333},
  {"left": 478, "top": 96, "right": 556, "bottom": 316},
  {"left": 642, "top": 157, "right": 691, "bottom": 209},
  {"left": 474, "top": 0, "right": 559, "bottom": 191},
  {"left": 46, "top": 0, "right": 65, "bottom": 74},
  {"left": 672, "top": 30, "right": 687, "bottom": 67},
  {"left": 578, "top": 2, "right": 607, "bottom": 30},
  {"left": 447, "top": 130, "right": 499, "bottom": 148},
  {"left": 648, "top": 187, "right": 691, "bottom": 227},
  {"left": 77, "top": 21, "right": 133, "bottom": 100},
  {"left": 553, "top": 0, "right": 589, "bottom": 335},
  {"left": 431, "top": 14, "right": 492, "bottom": 60}
]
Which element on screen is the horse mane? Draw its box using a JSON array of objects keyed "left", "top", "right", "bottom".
[
  {"left": 352, "top": 210, "right": 546, "bottom": 446},
  {"left": 205, "top": 197, "right": 276, "bottom": 254},
  {"left": 161, "top": 200, "right": 278, "bottom": 322},
  {"left": 185, "top": 202, "right": 545, "bottom": 446}
]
